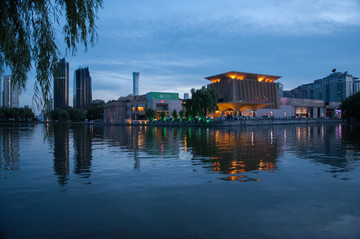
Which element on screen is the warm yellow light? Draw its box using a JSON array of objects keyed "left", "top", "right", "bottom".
[
  {"left": 211, "top": 79, "right": 220, "bottom": 83},
  {"left": 258, "top": 77, "right": 264, "bottom": 82},
  {"left": 137, "top": 106, "right": 145, "bottom": 112},
  {"left": 229, "top": 75, "right": 236, "bottom": 79}
]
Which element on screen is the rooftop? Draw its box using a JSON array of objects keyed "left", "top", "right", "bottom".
[{"left": 205, "top": 71, "right": 281, "bottom": 83}]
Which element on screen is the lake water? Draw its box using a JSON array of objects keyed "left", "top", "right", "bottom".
[{"left": 1, "top": 123, "right": 360, "bottom": 238}]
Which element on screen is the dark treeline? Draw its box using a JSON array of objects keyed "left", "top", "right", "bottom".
[
  {"left": 50, "top": 101, "right": 104, "bottom": 122},
  {"left": 0, "top": 107, "right": 35, "bottom": 121}
]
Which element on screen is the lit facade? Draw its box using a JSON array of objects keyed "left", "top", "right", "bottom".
[
  {"left": 73, "top": 67, "right": 92, "bottom": 109},
  {"left": 206, "top": 71, "right": 281, "bottom": 115},
  {"left": 54, "top": 58, "right": 69, "bottom": 109}
]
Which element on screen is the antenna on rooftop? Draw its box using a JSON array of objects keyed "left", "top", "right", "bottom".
[{"left": 332, "top": 69, "right": 336, "bottom": 73}]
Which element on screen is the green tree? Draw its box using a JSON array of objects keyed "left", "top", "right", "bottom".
[
  {"left": 179, "top": 110, "right": 184, "bottom": 121},
  {"left": 0, "top": 0, "right": 103, "bottom": 107},
  {"left": 87, "top": 100, "right": 104, "bottom": 120},
  {"left": 69, "top": 108, "right": 87, "bottom": 122},
  {"left": 172, "top": 109, "right": 178, "bottom": 120},
  {"left": 186, "top": 87, "right": 218, "bottom": 119},
  {"left": 145, "top": 108, "right": 156, "bottom": 121},
  {"left": 160, "top": 111, "right": 166, "bottom": 121},
  {"left": 51, "top": 108, "right": 70, "bottom": 122},
  {"left": 341, "top": 92, "right": 360, "bottom": 121}
]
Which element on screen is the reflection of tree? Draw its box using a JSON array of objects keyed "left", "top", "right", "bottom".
[
  {"left": 73, "top": 126, "right": 93, "bottom": 179},
  {"left": 53, "top": 125, "right": 69, "bottom": 185},
  {"left": 0, "top": 126, "right": 21, "bottom": 171},
  {"left": 183, "top": 127, "right": 280, "bottom": 181}
]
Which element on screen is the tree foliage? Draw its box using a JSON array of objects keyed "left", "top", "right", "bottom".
[
  {"left": 0, "top": 0, "right": 103, "bottom": 107},
  {"left": 172, "top": 109, "right": 178, "bottom": 120},
  {"left": 185, "top": 86, "right": 218, "bottom": 118},
  {"left": 341, "top": 92, "right": 360, "bottom": 121},
  {"left": 145, "top": 108, "right": 156, "bottom": 121},
  {"left": 86, "top": 100, "right": 104, "bottom": 120},
  {"left": 0, "top": 107, "right": 35, "bottom": 121}
]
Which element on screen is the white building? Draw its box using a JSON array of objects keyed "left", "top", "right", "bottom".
[{"left": 2, "top": 75, "right": 20, "bottom": 108}]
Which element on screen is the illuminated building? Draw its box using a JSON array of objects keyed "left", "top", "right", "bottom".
[
  {"left": 53, "top": 58, "right": 69, "bottom": 109},
  {"left": 73, "top": 67, "right": 92, "bottom": 109},
  {"left": 103, "top": 92, "right": 182, "bottom": 123},
  {"left": 206, "top": 71, "right": 281, "bottom": 116}
]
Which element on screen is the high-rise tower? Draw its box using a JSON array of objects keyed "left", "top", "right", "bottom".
[
  {"left": 2, "top": 75, "right": 20, "bottom": 108},
  {"left": 54, "top": 58, "right": 69, "bottom": 109},
  {"left": 133, "top": 72, "right": 139, "bottom": 96},
  {"left": 73, "top": 67, "right": 92, "bottom": 109}
]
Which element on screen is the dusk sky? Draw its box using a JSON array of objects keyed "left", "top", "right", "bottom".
[{"left": 19, "top": 0, "right": 360, "bottom": 108}]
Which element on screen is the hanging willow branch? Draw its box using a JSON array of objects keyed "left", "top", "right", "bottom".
[{"left": 0, "top": 0, "right": 103, "bottom": 108}]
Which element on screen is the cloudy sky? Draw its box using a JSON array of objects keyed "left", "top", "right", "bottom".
[{"left": 19, "top": 0, "right": 360, "bottom": 107}]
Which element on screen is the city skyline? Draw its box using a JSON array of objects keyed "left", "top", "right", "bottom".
[{"left": 3, "top": 0, "right": 359, "bottom": 108}]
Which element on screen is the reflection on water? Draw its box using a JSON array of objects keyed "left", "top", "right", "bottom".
[
  {"left": 1, "top": 123, "right": 359, "bottom": 183},
  {"left": 1, "top": 123, "right": 360, "bottom": 238}
]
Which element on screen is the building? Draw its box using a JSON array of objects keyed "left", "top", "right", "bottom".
[
  {"left": 0, "top": 75, "right": 2, "bottom": 106},
  {"left": 276, "top": 82, "right": 284, "bottom": 98},
  {"left": 73, "top": 67, "right": 92, "bottom": 109},
  {"left": 286, "top": 71, "right": 358, "bottom": 102},
  {"left": 184, "top": 93, "right": 189, "bottom": 100},
  {"left": 354, "top": 80, "right": 360, "bottom": 94},
  {"left": 133, "top": 72, "right": 139, "bottom": 96},
  {"left": 53, "top": 58, "right": 69, "bottom": 109},
  {"left": 2, "top": 75, "right": 20, "bottom": 108},
  {"left": 104, "top": 92, "right": 182, "bottom": 123},
  {"left": 255, "top": 97, "right": 341, "bottom": 118},
  {"left": 206, "top": 71, "right": 281, "bottom": 116}
]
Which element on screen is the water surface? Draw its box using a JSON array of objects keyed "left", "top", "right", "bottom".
[{"left": 1, "top": 123, "right": 360, "bottom": 238}]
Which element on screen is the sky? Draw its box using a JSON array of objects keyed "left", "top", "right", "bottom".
[{"left": 16, "top": 0, "right": 360, "bottom": 108}]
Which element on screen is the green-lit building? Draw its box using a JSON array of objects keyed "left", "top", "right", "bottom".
[{"left": 104, "top": 92, "right": 182, "bottom": 123}]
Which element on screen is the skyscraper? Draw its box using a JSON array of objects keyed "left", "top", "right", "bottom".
[
  {"left": 53, "top": 58, "right": 69, "bottom": 109},
  {"left": 2, "top": 75, "right": 20, "bottom": 108},
  {"left": 73, "top": 67, "right": 92, "bottom": 109},
  {"left": 133, "top": 72, "right": 139, "bottom": 96},
  {"left": 0, "top": 75, "right": 2, "bottom": 107}
]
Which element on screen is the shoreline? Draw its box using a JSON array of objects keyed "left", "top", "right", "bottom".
[{"left": 0, "top": 118, "right": 344, "bottom": 127}]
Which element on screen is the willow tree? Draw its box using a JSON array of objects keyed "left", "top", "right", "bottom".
[
  {"left": 0, "top": 0, "right": 103, "bottom": 107},
  {"left": 186, "top": 86, "right": 218, "bottom": 119}
]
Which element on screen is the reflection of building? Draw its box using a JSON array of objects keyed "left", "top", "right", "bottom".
[
  {"left": 73, "top": 126, "right": 92, "bottom": 178},
  {"left": 2, "top": 75, "right": 20, "bottom": 108},
  {"left": 206, "top": 71, "right": 280, "bottom": 116},
  {"left": 285, "top": 71, "right": 358, "bottom": 102},
  {"left": 0, "top": 128, "right": 20, "bottom": 171},
  {"left": 54, "top": 58, "right": 69, "bottom": 109},
  {"left": 104, "top": 92, "right": 182, "bottom": 123},
  {"left": 73, "top": 67, "right": 92, "bottom": 109},
  {"left": 53, "top": 125, "right": 70, "bottom": 185}
]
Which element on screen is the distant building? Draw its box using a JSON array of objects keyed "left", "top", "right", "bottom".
[
  {"left": 73, "top": 67, "right": 92, "bottom": 109},
  {"left": 53, "top": 58, "right": 69, "bottom": 109},
  {"left": 2, "top": 75, "right": 20, "bottom": 108},
  {"left": 184, "top": 93, "right": 189, "bottom": 100},
  {"left": 354, "top": 80, "right": 360, "bottom": 94},
  {"left": 133, "top": 72, "right": 139, "bottom": 96},
  {"left": 0, "top": 75, "right": 2, "bottom": 106},
  {"left": 276, "top": 82, "right": 284, "bottom": 98},
  {"left": 286, "top": 71, "right": 358, "bottom": 102}
]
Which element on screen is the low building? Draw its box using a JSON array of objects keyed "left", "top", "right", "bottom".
[
  {"left": 103, "top": 92, "right": 182, "bottom": 123},
  {"left": 255, "top": 98, "right": 341, "bottom": 118}
]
